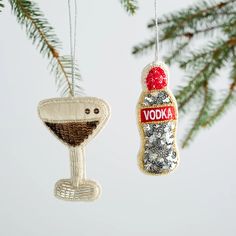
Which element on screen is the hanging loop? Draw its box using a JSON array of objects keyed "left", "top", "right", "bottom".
[
  {"left": 154, "top": 0, "right": 160, "bottom": 63},
  {"left": 68, "top": 0, "right": 78, "bottom": 97}
]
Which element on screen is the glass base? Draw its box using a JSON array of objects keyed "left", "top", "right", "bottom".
[{"left": 54, "top": 179, "right": 100, "bottom": 201}]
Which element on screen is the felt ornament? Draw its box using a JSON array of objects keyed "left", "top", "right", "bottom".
[
  {"left": 137, "top": 62, "right": 179, "bottom": 175},
  {"left": 38, "top": 0, "right": 110, "bottom": 201},
  {"left": 136, "top": 0, "right": 179, "bottom": 175},
  {"left": 38, "top": 97, "right": 110, "bottom": 201}
]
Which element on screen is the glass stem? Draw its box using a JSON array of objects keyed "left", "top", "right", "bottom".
[{"left": 69, "top": 146, "right": 85, "bottom": 187}]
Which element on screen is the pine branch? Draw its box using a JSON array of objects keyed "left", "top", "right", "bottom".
[
  {"left": 224, "top": 15, "right": 236, "bottom": 36},
  {"left": 179, "top": 39, "right": 230, "bottom": 70},
  {"left": 133, "top": 24, "right": 224, "bottom": 57},
  {"left": 148, "top": 0, "right": 236, "bottom": 30},
  {"left": 163, "top": 41, "right": 189, "bottom": 65},
  {"left": 176, "top": 39, "right": 231, "bottom": 111},
  {"left": 182, "top": 81, "right": 213, "bottom": 148},
  {"left": 133, "top": 0, "right": 236, "bottom": 56},
  {"left": 202, "top": 63, "right": 236, "bottom": 126},
  {"left": 0, "top": 0, "right": 4, "bottom": 11},
  {"left": 53, "top": 55, "right": 81, "bottom": 96},
  {"left": 202, "top": 85, "right": 236, "bottom": 127},
  {"left": 176, "top": 64, "right": 211, "bottom": 111},
  {"left": 132, "top": 38, "right": 155, "bottom": 55},
  {"left": 147, "top": 12, "right": 236, "bottom": 28},
  {"left": 9, "top": 0, "right": 81, "bottom": 96},
  {"left": 132, "top": 33, "right": 192, "bottom": 56},
  {"left": 120, "top": 0, "right": 138, "bottom": 15}
]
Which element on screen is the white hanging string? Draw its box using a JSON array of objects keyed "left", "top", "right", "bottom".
[
  {"left": 68, "top": 0, "right": 78, "bottom": 96},
  {"left": 154, "top": 0, "right": 160, "bottom": 63}
]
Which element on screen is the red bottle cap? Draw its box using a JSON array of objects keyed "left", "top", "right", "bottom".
[{"left": 146, "top": 66, "right": 168, "bottom": 90}]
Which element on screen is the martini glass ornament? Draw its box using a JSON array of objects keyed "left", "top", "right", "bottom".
[{"left": 38, "top": 97, "right": 110, "bottom": 201}]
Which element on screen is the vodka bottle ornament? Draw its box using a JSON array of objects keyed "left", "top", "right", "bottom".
[
  {"left": 137, "top": 0, "right": 179, "bottom": 175},
  {"left": 137, "top": 63, "right": 179, "bottom": 175}
]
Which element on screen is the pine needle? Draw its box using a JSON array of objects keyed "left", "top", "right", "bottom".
[
  {"left": 9, "top": 0, "right": 81, "bottom": 96},
  {"left": 0, "top": 0, "right": 4, "bottom": 11},
  {"left": 182, "top": 82, "right": 213, "bottom": 148},
  {"left": 132, "top": 38, "right": 155, "bottom": 56},
  {"left": 202, "top": 63, "right": 236, "bottom": 126},
  {"left": 53, "top": 55, "right": 81, "bottom": 97},
  {"left": 120, "top": 0, "right": 138, "bottom": 15}
]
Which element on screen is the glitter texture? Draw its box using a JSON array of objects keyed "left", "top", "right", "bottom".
[
  {"left": 142, "top": 122, "right": 177, "bottom": 174},
  {"left": 139, "top": 91, "right": 178, "bottom": 174},
  {"left": 142, "top": 91, "right": 171, "bottom": 106}
]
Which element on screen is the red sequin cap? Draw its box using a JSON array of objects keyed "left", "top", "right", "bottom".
[{"left": 145, "top": 66, "right": 168, "bottom": 91}]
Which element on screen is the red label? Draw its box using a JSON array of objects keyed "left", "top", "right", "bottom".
[{"left": 140, "top": 106, "right": 176, "bottom": 123}]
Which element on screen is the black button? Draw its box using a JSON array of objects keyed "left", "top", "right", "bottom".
[
  {"left": 85, "top": 108, "right": 90, "bottom": 114},
  {"left": 94, "top": 108, "right": 99, "bottom": 114}
]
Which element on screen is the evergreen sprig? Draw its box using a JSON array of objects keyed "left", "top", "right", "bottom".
[
  {"left": 53, "top": 55, "right": 81, "bottom": 96},
  {"left": 120, "top": 0, "right": 138, "bottom": 15},
  {"left": 182, "top": 82, "right": 213, "bottom": 148},
  {"left": 8, "top": 0, "right": 81, "bottom": 96},
  {"left": 202, "top": 61, "right": 236, "bottom": 127},
  {"left": 133, "top": 0, "right": 236, "bottom": 147},
  {"left": 0, "top": 0, "right": 4, "bottom": 11}
]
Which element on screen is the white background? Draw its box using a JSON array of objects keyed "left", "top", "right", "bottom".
[{"left": 0, "top": 0, "right": 236, "bottom": 235}]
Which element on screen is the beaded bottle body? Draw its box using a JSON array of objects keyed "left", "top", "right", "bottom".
[{"left": 137, "top": 63, "right": 179, "bottom": 175}]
